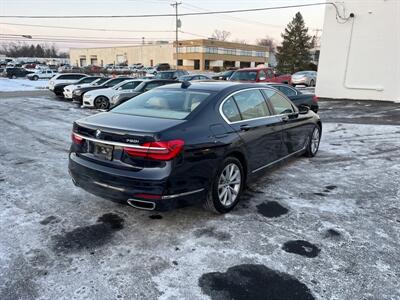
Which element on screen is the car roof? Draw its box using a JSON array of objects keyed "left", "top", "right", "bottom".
[
  {"left": 158, "top": 81, "right": 265, "bottom": 92},
  {"left": 235, "top": 67, "right": 270, "bottom": 72}
]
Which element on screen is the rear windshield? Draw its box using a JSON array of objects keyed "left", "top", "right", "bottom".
[
  {"left": 230, "top": 71, "right": 258, "bottom": 81},
  {"left": 155, "top": 72, "right": 174, "bottom": 79},
  {"left": 111, "top": 89, "right": 211, "bottom": 119}
]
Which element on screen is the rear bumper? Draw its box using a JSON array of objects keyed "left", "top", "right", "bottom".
[
  {"left": 68, "top": 153, "right": 206, "bottom": 211},
  {"left": 291, "top": 78, "right": 308, "bottom": 85}
]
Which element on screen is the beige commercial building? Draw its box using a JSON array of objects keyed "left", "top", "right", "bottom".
[{"left": 69, "top": 39, "right": 269, "bottom": 71}]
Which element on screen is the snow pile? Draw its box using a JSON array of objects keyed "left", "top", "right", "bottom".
[{"left": 0, "top": 78, "right": 48, "bottom": 92}]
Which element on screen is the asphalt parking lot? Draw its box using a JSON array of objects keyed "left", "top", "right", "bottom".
[{"left": 1, "top": 90, "right": 399, "bottom": 300}]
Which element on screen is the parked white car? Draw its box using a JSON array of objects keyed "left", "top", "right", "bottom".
[
  {"left": 144, "top": 67, "right": 157, "bottom": 75},
  {"left": 27, "top": 69, "right": 57, "bottom": 81},
  {"left": 82, "top": 79, "right": 143, "bottom": 109},
  {"left": 291, "top": 71, "right": 317, "bottom": 87},
  {"left": 48, "top": 73, "right": 88, "bottom": 91},
  {"left": 63, "top": 77, "right": 108, "bottom": 99}
]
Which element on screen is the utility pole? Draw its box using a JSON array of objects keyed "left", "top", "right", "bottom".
[{"left": 171, "top": 1, "right": 182, "bottom": 69}]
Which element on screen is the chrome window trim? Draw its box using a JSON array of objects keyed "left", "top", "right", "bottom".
[
  {"left": 252, "top": 145, "right": 307, "bottom": 173},
  {"left": 73, "top": 132, "right": 167, "bottom": 150},
  {"left": 219, "top": 87, "right": 290, "bottom": 125}
]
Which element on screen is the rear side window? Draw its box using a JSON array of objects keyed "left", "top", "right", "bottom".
[
  {"left": 233, "top": 90, "right": 270, "bottom": 120},
  {"left": 263, "top": 90, "right": 294, "bottom": 115},
  {"left": 58, "top": 74, "right": 85, "bottom": 80},
  {"left": 143, "top": 82, "right": 164, "bottom": 91},
  {"left": 105, "top": 78, "right": 127, "bottom": 87},
  {"left": 112, "top": 89, "right": 210, "bottom": 119},
  {"left": 277, "top": 86, "right": 297, "bottom": 96},
  {"left": 121, "top": 81, "right": 141, "bottom": 90},
  {"left": 221, "top": 97, "right": 241, "bottom": 122}
]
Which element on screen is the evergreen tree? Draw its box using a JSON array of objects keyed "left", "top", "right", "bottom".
[{"left": 276, "top": 12, "right": 313, "bottom": 74}]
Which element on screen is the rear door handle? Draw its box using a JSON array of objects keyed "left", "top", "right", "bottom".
[
  {"left": 281, "top": 115, "right": 289, "bottom": 122},
  {"left": 240, "top": 124, "right": 252, "bottom": 131}
]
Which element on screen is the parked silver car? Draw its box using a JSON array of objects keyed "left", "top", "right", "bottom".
[{"left": 291, "top": 71, "right": 317, "bottom": 87}]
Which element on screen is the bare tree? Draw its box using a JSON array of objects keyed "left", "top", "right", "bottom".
[
  {"left": 257, "top": 36, "right": 277, "bottom": 54},
  {"left": 211, "top": 30, "right": 231, "bottom": 41}
]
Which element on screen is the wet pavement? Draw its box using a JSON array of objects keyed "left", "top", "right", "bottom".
[{"left": 0, "top": 91, "right": 399, "bottom": 300}]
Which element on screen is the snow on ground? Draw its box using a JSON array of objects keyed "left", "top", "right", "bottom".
[
  {"left": 0, "top": 93, "right": 399, "bottom": 299},
  {"left": 0, "top": 78, "right": 48, "bottom": 92}
]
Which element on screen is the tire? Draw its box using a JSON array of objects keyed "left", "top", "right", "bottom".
[
  {"left": 309, "top": 80, "right": 315, "bottom": 87},
  {"left": 204, "top": 157, "right": 245, "bottom": 214},
  {"left": 304, "top": 125, "right": 321, "bottom": 157},
  {"left": 94, "top": 96, "right": 110, "bottom": 109},
  {"left": 33, "top": 75, "right": 39, "bottom": 81}
]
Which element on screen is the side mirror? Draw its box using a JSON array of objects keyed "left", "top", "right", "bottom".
[
  {"left": 118, "top": 87, "right": 123, "bottom": 90},
  {"left": 298, "top": 104, "right": 310, "bottom": 114}
]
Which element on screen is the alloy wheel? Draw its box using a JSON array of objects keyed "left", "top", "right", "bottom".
[
  {"left": 95, "top": 97, "right": 109, "bottom": 109},
  {"left": 217, "top": 163, "right": 241, "bottom": 207},
  {"left": 310, "top": 127, "right": 320, "bottom": 154}
]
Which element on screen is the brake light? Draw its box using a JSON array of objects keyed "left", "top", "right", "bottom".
[
  {"left": 71, "top": 132, "right": 84, "bottom": 145},
  {"left": 312, "top": 96, "right": 319, "bottom": 103},
  {"left": 123, "top": 139, "right": 184, "bottom": 161},
  {"left": 134, "top": 193, "right": 162, "bottom": 200}
]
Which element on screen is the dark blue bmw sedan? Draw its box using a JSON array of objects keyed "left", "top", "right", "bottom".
[{"left": 69, "top": 81, "right": 321, "bottom": 213}]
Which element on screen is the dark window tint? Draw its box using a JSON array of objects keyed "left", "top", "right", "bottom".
[
  {"left": 263, "top": 90, "right": 294, "bottom": 114},
  {"left": 230, "top": 71, "right": 258, "bottom": 81},
  {"left": 112, "top": 90, "right": 210, "bottom": 120},
  {"left": 143, "top": 82, "right": 164, "bottom": 91},
  {"left": 95, "top": 78, "right": 109, "bottom": 85},
  {"left": 80, "top": 77, "right": 99, "bottom": 84},
  {"left": 58, "top": 74, "right": 86, "bottom": 80},
  {"left": 222, "top": 97, "right": 241, "bottom": 122},
  {"left": 276, "top": 86, "right": 297, "bottom": 96},
  {"left": 233, "top": 89, "right": 270, "bottom": 120},
  {"left": 121, "top": 81, "right": 142, "bottom": 90},
  {"left": 105, "top": 78, "right": 128, "bottom": 87}
]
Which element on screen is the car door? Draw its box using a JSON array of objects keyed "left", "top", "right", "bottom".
[
  {"left": 221, "top": 89, "right": 284, "bottom": 172},
  {"left": 262, "top": 89, "right": 311, "bottom": 155}
]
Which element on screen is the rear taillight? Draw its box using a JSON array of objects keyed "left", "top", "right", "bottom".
[
  {"left": 123, "top": 139, "right": 184, "bottom": 161},
  {"left": 134, "top": 193, "right": 162, "bottom": 200},
  {"left": 71, "top": 132, "right": 84, "bottom": 145},
  {"left": 312, "top": 96, "right": 319, "bottom": 103}
]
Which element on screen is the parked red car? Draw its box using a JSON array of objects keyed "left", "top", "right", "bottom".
[{"left": 229, "top": 67, "right": 291, "bottom": 84}]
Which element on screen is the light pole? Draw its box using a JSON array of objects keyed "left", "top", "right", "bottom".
[{"left": 170, "top": 1, "right": 181, "bottom": 69}]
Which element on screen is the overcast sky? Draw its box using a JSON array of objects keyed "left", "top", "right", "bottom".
[{"left": 0, "top": 0, "right": 326, "bottom": 50}]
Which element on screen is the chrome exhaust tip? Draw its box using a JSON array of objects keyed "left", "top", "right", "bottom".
[{"left": 127, "top": 199, "right": 156, "bottom": 211}]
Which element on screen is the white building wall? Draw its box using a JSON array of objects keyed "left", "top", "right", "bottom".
[{"left": 316, "top": 0, "right": 400, "bottom": 102}]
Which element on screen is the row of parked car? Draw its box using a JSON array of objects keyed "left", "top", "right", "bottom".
[
  {"left": 212, "top": 68, "right": 317, "bottom": 87},
  {"left": 48, "top": 68, "right": 318, "bottom": 112}
]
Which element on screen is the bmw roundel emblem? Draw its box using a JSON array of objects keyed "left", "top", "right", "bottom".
[{"left": 95, "top": 130, "right": 101, "bottom": 138}]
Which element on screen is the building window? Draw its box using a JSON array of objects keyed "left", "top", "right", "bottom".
[
  {"left": 194, "top": 59, "right": 200, "bottom": 70},
  {"left": 186, "top": 46, "right": 201, "bottom": 53},
  {"left": 240, "top": 50, "right": 252, "bottom": 56},
  {"left": 255, "top": 51, "right": 266, "bottom": 57},
  {"left": 205, "top": 47, "right": 218, "bottom": 54},
  {"left": 79, "top": 57, "right": 87, "bottom": 67},
  {"left": 222, "top": 48, "right": 236, "bottom": 55},
  {"left": 204, "top": 60, "right": 210, "bottom": 70},
  {"left": 177, "top": 59, "right": 183, "bottom": 66}
]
